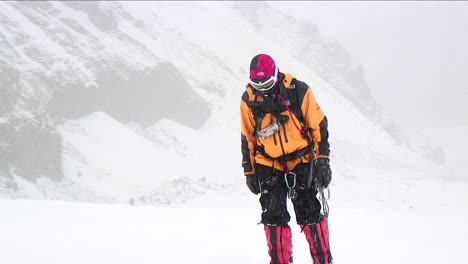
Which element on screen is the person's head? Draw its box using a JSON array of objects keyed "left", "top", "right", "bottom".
[{"left": 249, "top": 54, "right": 279, "bottom": 93}]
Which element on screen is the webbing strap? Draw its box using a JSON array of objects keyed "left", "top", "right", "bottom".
[
  {"left": 277, "top": 94, "right": 306, "bottom": 135},
  {"left": 256, "top": 145, "right": 311, "bottom": 163}
]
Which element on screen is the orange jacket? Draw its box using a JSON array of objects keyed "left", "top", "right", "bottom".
[{"left": 240, "top": 73, "right": 330, "bottom": 175}]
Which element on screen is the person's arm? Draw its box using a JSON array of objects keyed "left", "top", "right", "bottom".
[
  {"left": 240, "top": 98, "right": 257, "bottom": 175},
  {"left": 301, "top": 87, "right": 330, "bottom": 158}
]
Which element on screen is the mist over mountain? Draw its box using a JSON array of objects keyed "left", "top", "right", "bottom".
[{"left": 0, "top": 1, "right": 443, "bottom": 201}]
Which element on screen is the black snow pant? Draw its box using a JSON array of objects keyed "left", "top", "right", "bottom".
[{"left": 256, "top": 162, "right": 321, "bottom": 226}]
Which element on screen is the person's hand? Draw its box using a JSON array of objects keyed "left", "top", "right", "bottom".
[
  {"left": 315, "top": 158, "right": 332, "bottom": 189},
  {"left": 246, "top": 175, "right": 260, "bottom": 195}
]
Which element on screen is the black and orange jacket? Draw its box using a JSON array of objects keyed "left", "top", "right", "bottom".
[{"left": 240, "top": 73, "right": 330, "bottom": 175}]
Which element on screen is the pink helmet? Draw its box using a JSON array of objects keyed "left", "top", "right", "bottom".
[{"left": 249, "top": 54, "right": 279, "bottom": 92}]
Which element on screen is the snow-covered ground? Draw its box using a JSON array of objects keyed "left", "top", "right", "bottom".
[{"left": 1, "top": 175, "right": 467, "bottom": 264}]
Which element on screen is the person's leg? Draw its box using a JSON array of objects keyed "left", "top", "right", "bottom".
[
  {"left": 257, "top": 164, "right": 293, "bottom": 264},
  {"left": 291, "top": 163, "right": 322, "bottom": 225},
  {"left": 300, "top": 216, "right": 333, "bottom": 264},
  {"left": 292, "top": 163, "right": 333, "bottom": 264},
  {"left": 263, "top": 224, "right": 293, "bottom": 264}
]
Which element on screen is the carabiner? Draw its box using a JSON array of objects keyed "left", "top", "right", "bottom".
[{"left": 284, "top": 172, "right": 297, "bottom": 199}]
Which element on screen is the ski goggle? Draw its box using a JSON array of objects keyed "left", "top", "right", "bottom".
[{"left": 249, "top": 67, "right": 278, "bottom": 92}]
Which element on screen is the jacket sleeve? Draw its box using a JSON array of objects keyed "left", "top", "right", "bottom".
[
  {"left": 301, "top": 88, "right": 330, "bottom": 159},
  {"left": 240, "top": 98, "right": 257, "bottom": 175}
]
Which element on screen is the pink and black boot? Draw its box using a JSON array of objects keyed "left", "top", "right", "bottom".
[
  {"left": 264, "top": 224, "right": 293, "bottom": 264},
  {"left": 300, "top": 216, "right": 333, "bottom": 264}
]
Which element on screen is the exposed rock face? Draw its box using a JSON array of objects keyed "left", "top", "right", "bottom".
[
  {"left": 46, "top": 62, "right": 210, "bottom": 128},
  {"left": 0, "top": 119, "right": 62, "bottom": 181}
]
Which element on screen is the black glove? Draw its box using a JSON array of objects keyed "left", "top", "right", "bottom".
[
  {"left": 246, "top": 175, "right": 260, "bottom": 195},
  {"left": 315, "top": 158, "right": 332, "bottom": 189}
]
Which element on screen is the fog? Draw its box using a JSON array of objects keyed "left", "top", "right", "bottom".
[
  {"left": 1, "top": 3, "right": 467, "bottom": 263},
  {"left": 0, "top": 0, "right": 464, "bottom": 200},
  {"left": 270, "top": 1, "right": 468, "bottom": 129}
]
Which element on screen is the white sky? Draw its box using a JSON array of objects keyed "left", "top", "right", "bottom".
[{"left": 270, "top": 1, "right": 468, "bottom": 129}]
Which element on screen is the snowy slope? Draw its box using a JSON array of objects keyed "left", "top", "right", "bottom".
[
  {"left": 0, "top": 0, "right": 451, "bottom": 203},
  {"left": 59, "top": 112, "right": 186, "bottom": 199},
  {"left": 421, "top": 124, "right": 468, "bottom": 179}
]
